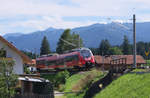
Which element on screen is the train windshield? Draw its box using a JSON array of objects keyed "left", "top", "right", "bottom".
[{"left": 80, "top": 50, "right": 91, "bottom": 58}]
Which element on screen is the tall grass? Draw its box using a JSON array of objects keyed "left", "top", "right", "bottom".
[
  {"left": 94, "top": 69, "right": 150, "bottom": 98},
  {"left": 64, "top": 69, "right": 105, "bottom": 98}
]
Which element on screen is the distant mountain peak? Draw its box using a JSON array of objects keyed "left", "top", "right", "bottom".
[
  {"left": 3, "top": 22, "right": 150, "bottom": 52},
  {"left": 3, "top": 32, "right": 23, "bottom": 38},
  {"left": 45, "top": 27, "right": 58, "bottom": 31}
]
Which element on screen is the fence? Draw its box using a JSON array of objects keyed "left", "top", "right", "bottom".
[{"left": 14, "top": 94, "right": 54, "bottom": 98}]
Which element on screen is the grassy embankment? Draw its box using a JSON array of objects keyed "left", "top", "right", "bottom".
[
  {"left": 41, "top": 69, "right": 106, "bottom": 98},
  {"left": 146, "top": 60, "right": 150, "bottom": 66},
  {"left": 64, "top": 69, "right": 106, "bottom": 98},
  {"left": 94, "top": 69, "right": 150, "bottom": 98}
]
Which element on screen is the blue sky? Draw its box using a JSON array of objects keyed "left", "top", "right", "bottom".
[{"left": 0, "top": 0, "right": 150, "bottom": 35}]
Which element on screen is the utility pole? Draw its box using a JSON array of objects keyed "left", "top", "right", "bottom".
[{"left": 133, "top": 14, "right": 136, "bottom": 68}]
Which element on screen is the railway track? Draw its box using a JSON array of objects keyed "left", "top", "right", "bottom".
[
  {"left": 38, "top": 66, "right": 95, "bottom": 75},
  {"left": 37, "top": 63, "right": 148, "bottom": 75}
]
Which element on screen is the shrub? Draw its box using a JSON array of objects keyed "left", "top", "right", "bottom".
[
  {"left": 24, "top": 65, "right": 31, "bottom": 74},
  {"left": 58, "top": 84, "right": 65, "bottom": 92},
  {"left": 54, "top": 70, "right": 70, "bottom": 87},
  {"left": 0, "top": 59, "right": 18, "bottom": 98},
  {"left": 41, "top": 70, "right": 70, "bottom": 88}
]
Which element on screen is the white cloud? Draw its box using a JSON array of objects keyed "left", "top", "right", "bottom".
[
  {"left": 0, "top": 0, "right": 149, "bottom": 17},
  {"left": 0, "top": 0, "right": 150, "bottom": 34},
  {"left": 21, "top": 16, "right": 97, "bottom": 29},
  {"left": 0, "top": 15, "right": 98, "bottom": 35}
]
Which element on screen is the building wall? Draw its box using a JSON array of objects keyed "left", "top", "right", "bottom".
[{"left": 0, "top": 40, "right": 23, "bottom": 74}]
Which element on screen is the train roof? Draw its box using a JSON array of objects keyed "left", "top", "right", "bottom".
[
  {"left": 36, "top": 55, "right": 58, "bottom": 61},
  {"left": 72, "top": 47, "right": 91, "bottom": 51},
  {"left": 39, "top": 53, "right": 59, "bottom": 58},
  {"left": 64, "top": 47, "right": 91, "bottom": 53},
  {"left": 36, "top": 47, "right": 92, "bottom": 61},
  {"left": 36, "top": 51, "right": 80, "bottom": 61},
  {"left": 60, "top": 51, "right": 79, "bottom": 57}
]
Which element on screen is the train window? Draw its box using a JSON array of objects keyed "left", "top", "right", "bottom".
[
  {"left": 37, "top": 60, "right": 45, "bottom": 65},
  {"left": 80, "top": 50, "right": 91, "bottom": 58},
  {"left": 46, "top": 60, "right": 57, "bottom": 66},
  {"left": 65, "top": 56, "right": 72, "bottom": 62},
  {"left": 65, "top": 55, "right": 79, "bottom": 62},
  {"left": 57, "top": 59, "right": 64, "bottom": 65},
  {"left": 73, "top": 55, "right": 79, "bottom": 61}
]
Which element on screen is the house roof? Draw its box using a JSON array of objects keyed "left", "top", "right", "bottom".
[
  {"left": 0, "top": 35, "right": 31, "bottom": 63},
  {"left": 94, "top": 55, "right": 146, "bottom": 65},
  {"left": 18, "top": 77, "right": 49, "bottom": 82}
]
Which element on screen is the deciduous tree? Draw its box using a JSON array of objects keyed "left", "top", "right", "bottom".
[
  {"left": 0, "top": 59, "right": 18, "bottom": 98},
  {"left": 109, "top": 47, "right": 123, "bottom": 55}
]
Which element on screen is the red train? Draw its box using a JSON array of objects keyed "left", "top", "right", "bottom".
[{"left": 36, "top": 48, "right": 95, "bottom": 71}]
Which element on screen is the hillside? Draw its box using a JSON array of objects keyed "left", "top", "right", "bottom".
[
  {"left": 4, "top": 28, "right": 64, "bottom": 51},
  {"left": 94, "top": 69, "right": 150, "bottom": 98},
  {"left": 3, "top": 22, "right": 150, "bottom": 52},
  {"left": 64, "top": 69, "right": 105, "bottom": 98}
]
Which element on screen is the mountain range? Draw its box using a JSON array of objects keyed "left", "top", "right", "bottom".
[{"left": 3, "top": 22, "right": 150, "bottom": 53}]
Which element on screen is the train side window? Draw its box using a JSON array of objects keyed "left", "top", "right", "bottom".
[
  {"left": 37, "top": 60, "right": 45, "bottom": 65},
  {"left": 74, "top": 55, "right": 79, "bottom": 61},
  {"left": 46, "top": 61, "right": 52, "bottom": 66},
  {"left": 57, "top": 59, "right": 64, "bottom": 65},
  {"left": 65, "top": 55, "right": 79, "bottom": 62},
  {"left": 46, "top": 60, "right": 57, "bottom": 66},
  {"left": 65, "top": 56, "right": 74, "bottom": 62}
]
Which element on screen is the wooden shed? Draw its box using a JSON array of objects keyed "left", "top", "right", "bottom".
[{"left": 16, "top": 76, "right": 54, "bottom": 98}]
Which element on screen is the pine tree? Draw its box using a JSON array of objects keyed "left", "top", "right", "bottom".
[
  {"left": 56, "top": 29, "right": 83, "bottom": 54},
  {"left": 40, "top": 36, "right": 50, "bottom": 55},
  {"left": 56, "top": 29, "right": 72, "bottom": 54},
  {"left": 99, "top": 39, "right": 111, "bottom": 55},
  {"left": 137, "top": 41, "right": 146, "bottom": 58},
  {"left": 71, "top": 32, "right": 83, "bottom": 48},
  {"left": 121, "top": 35, "right": 131, "bottom": 55}
]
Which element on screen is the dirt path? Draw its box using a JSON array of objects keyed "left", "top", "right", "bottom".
[{"left": 54, "top": 91, "right": 64, "bottom": 98}]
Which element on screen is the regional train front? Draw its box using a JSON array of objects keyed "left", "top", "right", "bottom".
[{"left": 73, "top": 48, "right": 95, "bottom": 67}]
